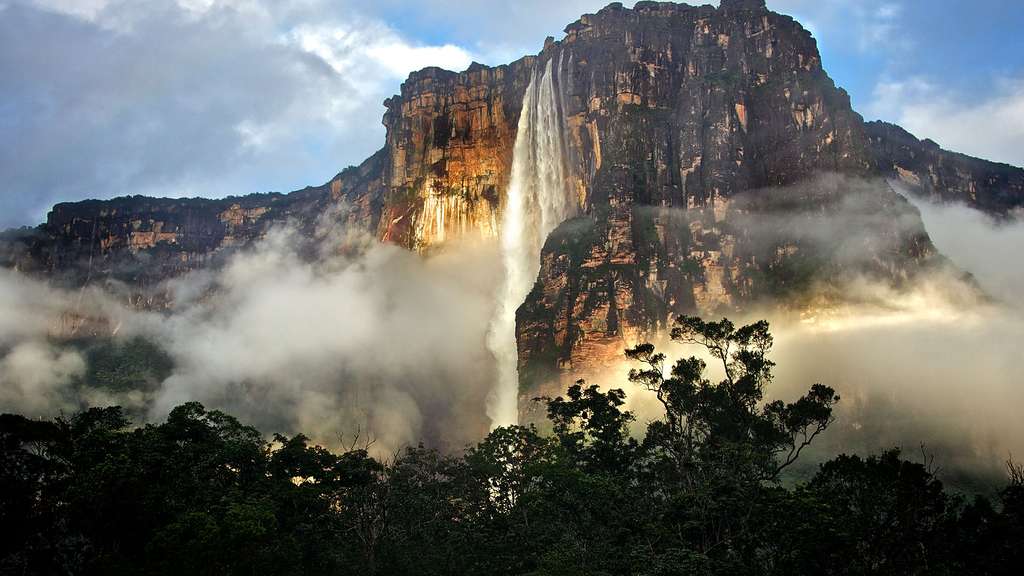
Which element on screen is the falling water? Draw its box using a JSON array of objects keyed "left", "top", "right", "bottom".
[{"left": 486, "top": 55, "right": 576, "bottom": 428}]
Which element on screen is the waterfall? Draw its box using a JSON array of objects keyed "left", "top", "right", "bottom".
[{"left": 486, "top": 54, "right": 576, "bottom": 428}]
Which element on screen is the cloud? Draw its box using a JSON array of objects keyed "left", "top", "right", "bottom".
[
  {"left": 901, "top": 192, "right": 1024, "bottom": 308},
  {"left": 23, "top": 0, "right": 111, "bottom": 21},
  {"left": 763, "top": 0, "right": 910, "bottom": 53},
  {"left": 591, "top": 277, "right": 1024, "bottom": 486},
  {"left": 0, "top": 341, "right": 86, "bottom": 416},
  {"left": 760, "top": 193, "right": 1024, "bottom": 484},
  {"left": 769, "top": 301, "right": 1024, "bottom": 486},
  {"left": 0, "top": 0, "right": 478, "bottom": 229},
  {"left": 2, "top": 0, "right": 635, "bottom": 229},
  {"left": 145, "top": 223, "right": 503, "bottom": 455},
  {"left": 0, "top": 269, "right": 66, "bottom": 346},
  {"left": 357, "top": 0, "right": 612, "bottom": 62},
  {"left": 0, "top": 215, "right": 504, "bottom": 457},
  {"left": 4, "top": 0, "right": 1018, "bottom": 233},
  {"left": 587, "top": 177, "right": 1024, "bottom": 485},
  {"left": 289, "top": 22, "right": 474, "bottom": 79},
  {"left": 724, "top": 174, "right": 933, "bottom": 271},
  {"left": 854, "top": 3, "right": 905, "bottom": 52},
  {"left": 0, "top": 265, "right": 150, "bottom": 417},
  {"left": 868, "top": 75, "right": 1024, "bottom": 167}
]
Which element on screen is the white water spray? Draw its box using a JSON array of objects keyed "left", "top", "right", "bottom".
[{"left": 486, "top": 55, "right": 577, "bottom": 428}]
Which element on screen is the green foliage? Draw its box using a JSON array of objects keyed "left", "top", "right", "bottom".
[
  {"left": 71, "top": 336, "right": 174, "bottom": 393},
  {"left": 704, "top": 69, "right": 743, "bottom": 91},
  {"left": 1, "top": 316, "right": 1020, "bottom": 575},
  {"left": 743, "top": 246, "right": 824, "bottom": 301},
  {"left": 628, "top": 316, "right": 839, "bottom": 484},
  {"left": 543, "top": 382, "right": 638, "bottom": 475}
]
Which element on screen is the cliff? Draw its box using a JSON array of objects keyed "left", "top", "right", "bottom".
[
  {"left": 866, "top": 120, "right": 1024, "bottom": 215},
  {"left": 2, "top": 0, "right": 1021, "bottom": 416},
  {"left": 3, "top": 187, "right": 322, "bottom": 301},
  {"left": 502, "top": 0, "right": 939, "bottom": 406}
]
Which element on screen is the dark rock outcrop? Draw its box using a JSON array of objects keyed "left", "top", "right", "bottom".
[
  {"left": 4, "top": 187, "right": 325, "bottom": 302},
  {"left": 866, "top": 120, "right": 1024, "bottom": 215}
]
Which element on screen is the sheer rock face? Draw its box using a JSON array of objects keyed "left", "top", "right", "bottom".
[
  {"left": 375, "top": 64, "right": 533, "bottom": 249},
  {"left": 509, "top": 0, "right": 920, "bottom": 405},
  {"left": 1, "top": 1, "right": 1021, "bottom": 414},
  {"left": 3, "top": 189, "right": 324, "bottom": 298},
  {"left": 866, "top": 120, "right": 1024, "bottom": 215}
]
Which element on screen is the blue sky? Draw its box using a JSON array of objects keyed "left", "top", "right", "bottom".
[{"left": 0, "top": 0, "right": 1021, "bottom": 228}]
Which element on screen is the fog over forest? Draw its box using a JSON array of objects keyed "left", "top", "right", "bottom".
[{"left": 1, "top": 178, "right": 1021, "bottom": 488}]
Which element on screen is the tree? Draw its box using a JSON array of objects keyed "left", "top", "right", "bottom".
[
  {"left": 796, "top": 450, "right": 951, "bottom": 575},
  {"left": 626, "top": 315, "right": 839, "bottom": 483},
  {"left": 620, "top": 316, "right": 840, "bottom": 562},
  {"left": 543, "top": 381, "right": 638, "bottom": 475}
]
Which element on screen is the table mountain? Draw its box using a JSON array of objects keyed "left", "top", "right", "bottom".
[{"left": 3, "top": 0, "right": 1021, "bottom": 415}]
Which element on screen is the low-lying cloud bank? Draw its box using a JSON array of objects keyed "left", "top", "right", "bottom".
[
  {"left": 759, "top": 193, "right": 1024, "bottom": 485},
  {"left": 0, "top": 218, "right": 503, "bottom": 456},
  {"left": 611, "top": 182, "right": 1024, "bottom": 486},
  {"left": 770, "top": 299, "right": 1024, "bottom": 487},
  {"left": 808, "top": 192, "right": 1024, "bottom": 482}
]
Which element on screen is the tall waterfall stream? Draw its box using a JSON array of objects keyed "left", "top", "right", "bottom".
[{"left": 486, "top": 54, "right": 577, "bottom": 427}]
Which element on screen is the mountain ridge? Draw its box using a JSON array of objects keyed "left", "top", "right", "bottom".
[{"left": 2, "top": 0, "right": 1021, "bottom": 415}]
